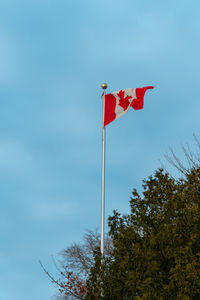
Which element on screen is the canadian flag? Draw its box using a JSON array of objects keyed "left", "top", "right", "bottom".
[{"left": 104, "top": 86, "right": 154, "bottom": 126}]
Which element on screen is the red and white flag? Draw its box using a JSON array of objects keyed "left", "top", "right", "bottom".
[{"left": 104, "top": 86, "right": 154, "bottom": 126}]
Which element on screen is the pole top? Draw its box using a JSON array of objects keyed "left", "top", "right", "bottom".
[{"left": 101, "top": 83, "right": 108, "bottom": 90}]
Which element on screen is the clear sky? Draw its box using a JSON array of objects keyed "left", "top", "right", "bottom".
[{"left": 1, "top": 0, "right": 200, "bottom": 299}]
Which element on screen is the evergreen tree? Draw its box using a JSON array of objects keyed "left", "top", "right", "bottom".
[{"left": 86, "top": 168, "right": 200, "bottom": 300}]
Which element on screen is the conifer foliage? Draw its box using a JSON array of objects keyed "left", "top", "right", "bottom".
[{"left": 86, "top": 168, "right": 200, "bottom": 300}]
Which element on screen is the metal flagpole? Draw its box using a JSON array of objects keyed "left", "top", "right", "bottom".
[{"left": 100, "top": 83, "right": 107, "bottom": 258}]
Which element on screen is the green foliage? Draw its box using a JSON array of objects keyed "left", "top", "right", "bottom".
[{"left": 86, "top": 168, "right": 200, "bottom": 299}]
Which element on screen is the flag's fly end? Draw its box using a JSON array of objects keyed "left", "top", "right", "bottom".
[{"left": 104, "top": 86, "right": 154, "bottom": 126}]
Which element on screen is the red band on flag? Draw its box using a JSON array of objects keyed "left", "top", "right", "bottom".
[
  {"left": 104, "top": 93, "right": 117, "bottom": 126},
  {"left": 131, "top": 86, "right": 154, "bottom": 110}
]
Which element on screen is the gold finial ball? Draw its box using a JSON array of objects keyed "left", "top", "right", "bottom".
[{"left": 101, "top": 83, "right": 108, "bottom": 90}]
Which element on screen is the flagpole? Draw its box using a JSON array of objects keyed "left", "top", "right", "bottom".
[{"left": 101, "top": 83, "right": 107, "bottom": 258}]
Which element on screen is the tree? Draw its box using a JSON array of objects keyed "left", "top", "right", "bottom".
[
  {"left": 86, "top": 167, "right": 200, "bottom": 299},
  {"left": 41, "top": 230, "right": 112, "bottom": 300},
  {"left": 43, "top": 136, "right": 200, "bottom": 299}
]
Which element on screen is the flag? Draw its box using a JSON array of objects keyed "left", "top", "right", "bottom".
[{"left": 104, "top": 86, "right": 154, "bottom": 126}]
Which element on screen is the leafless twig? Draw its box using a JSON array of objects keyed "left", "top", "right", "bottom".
[{"left": 39, "top": 260, "right": 84, "bottom": 300}]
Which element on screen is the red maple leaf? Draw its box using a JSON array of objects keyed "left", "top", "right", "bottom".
[{"left": 117, "top": 90, "right": 132, "bottom": 110}]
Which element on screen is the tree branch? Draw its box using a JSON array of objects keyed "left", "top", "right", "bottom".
[{"left": 39, "top": 260, "right": 84, "bottom": 300}]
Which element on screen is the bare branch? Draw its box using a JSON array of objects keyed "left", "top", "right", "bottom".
[
  {"left": 164, "top": 135, "right": 200, "bottom": 176},
  {"left": 165, "top": 148, "right": 188, "bottom": 175},
  {"left": 51, "top": 255, "right": 63, "bottom": 274},
  {"left": 39, "top": 260, "right": 84, "bottom": 300}
]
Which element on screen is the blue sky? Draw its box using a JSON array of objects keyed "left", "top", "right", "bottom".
[{"left": 1, "top": 0, "right": 200, "bottom": 299}]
